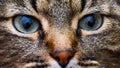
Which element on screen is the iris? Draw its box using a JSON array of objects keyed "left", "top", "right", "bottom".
[
  {"left": 13, "top": 15, "right": 40, "bottom": 34},
  {"left": 78, "top": 14, "right": 103, "bottom": 31}
]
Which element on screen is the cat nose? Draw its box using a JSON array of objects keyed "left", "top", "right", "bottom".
[{"left": 51, "top": 50, "right": 73, "bottom": 67}]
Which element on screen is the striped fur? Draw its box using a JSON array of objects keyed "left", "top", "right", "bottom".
[{"left": 0, "top": 0, "right": 120, "bottom": 68}]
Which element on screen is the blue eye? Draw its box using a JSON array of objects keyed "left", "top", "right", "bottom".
[
  {"left": 13, "top": 15, "right": 40, "bottom": 34},
  {"left": 78, "top": 14, "right": 103, "bottom": 31},
  {"left": 22, "top": 16, "right": 33, "bottom": 29}
]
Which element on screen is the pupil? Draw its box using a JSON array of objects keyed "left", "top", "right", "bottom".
[
  {"left": 23, "top": 22, "right": 32, "bottom": 29},
  {"left": 22, "top": 16, "right": 32, "bottom": 29},
  {"left": 85, "top": 16, "right": 95, "bottom": 27}
]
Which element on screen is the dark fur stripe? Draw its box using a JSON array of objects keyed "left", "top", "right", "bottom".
[
  {"left": 30, "top": 0, "right": 38, "bottom": 12},
  {"left": 90, "top": 0, "right": 98, "bottom": 7},
  {"left": 81, "top": 0, "right": 86, "bottom": 12},
  {"left": 0, "top": 17, "right": 9, "bottom": 22},
  {"left": 116, "top": 0, "right": 120, "bottom": 5},
  {"left": 104, "top": 14, "right": 120, "bottom": 22}
]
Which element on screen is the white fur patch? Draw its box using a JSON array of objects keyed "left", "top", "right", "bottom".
[
  {"left": 48, "top": 60, "right": 61, "bottom": 68},
  {"left": 23, "top": 62, "right": 40, "bottom": 68},
  {"left": 66, "top": 59, "right": 81, "bottom": 68}
]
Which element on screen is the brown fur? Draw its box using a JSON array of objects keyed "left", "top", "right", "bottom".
[{"left": 0, "top": 0, "right": 120, "bottom": 68}]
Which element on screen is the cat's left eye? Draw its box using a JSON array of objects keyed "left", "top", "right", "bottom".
[{"left": 13, "top": 15, "right": 40, "bottom": 34}]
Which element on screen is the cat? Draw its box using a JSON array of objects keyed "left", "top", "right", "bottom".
[{"left": 0, "top": 0, "right": 120, "bottom": 68}]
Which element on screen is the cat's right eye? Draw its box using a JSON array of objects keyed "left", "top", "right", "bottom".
[
  {"left": 13, "top": 15, "right": 40, "bottom": 34},
  {"left": 78, "top": 14, "right": 103, "bottom": 31}
]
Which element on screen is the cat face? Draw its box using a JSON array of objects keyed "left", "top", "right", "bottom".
[{"left": 0, "top": 0, "right": 120, "bottom": 68}]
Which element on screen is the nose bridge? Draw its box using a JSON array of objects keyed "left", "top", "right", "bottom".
[
  {"left": 53, "top": 29, "right": 73, "bottom": 50},
  {"left": 48, "top": 0, "right": 72, "bottom": 29}
]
